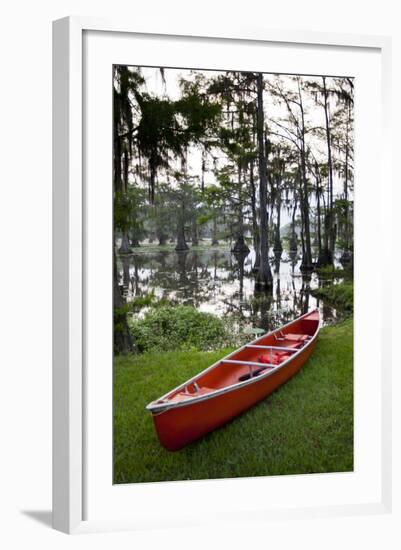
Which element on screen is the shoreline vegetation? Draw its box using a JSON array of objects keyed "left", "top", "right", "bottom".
[
  {"left": 119, "top": 254, "right": 353, "bottom": 354},
  {"left": 312, "top": 282, "right": 353, "bottom": 313},
  {"left": 312, "top": 265, "right": 353, "bottom": 313},
  {"left": 114, "top": 317, "right": 353, "bottom": 483}
]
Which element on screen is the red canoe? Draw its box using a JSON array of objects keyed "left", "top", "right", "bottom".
[{"left": 146, "top": 309, "right": 320, "bottom": 451}]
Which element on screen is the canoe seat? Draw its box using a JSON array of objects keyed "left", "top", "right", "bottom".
[
  {"left": 196, "top": 386, "right": 215, "bottom": 395},
  {"left": 170, "top": 386, "right": 215, "bottom": 402},
  {"left": 182, "top": 386, "right": 215, "bottom": 396},
  {"left": 284, "top": 333, "right": 309, "bottom": 342}
]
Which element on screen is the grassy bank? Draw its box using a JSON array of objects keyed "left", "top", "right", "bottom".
[
  {"left": 312, "top": 282, "right": 353, "bottom": 313},
  {"left": 113, "top": 319, "right": 353, "bottom": 483},
  {"left": 315, "top": 265, "right": 352, "bottom": 280}
]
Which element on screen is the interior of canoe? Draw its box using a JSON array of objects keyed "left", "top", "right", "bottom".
[{"left": 162, "top": 311, "right": 320, "bottom": 404}]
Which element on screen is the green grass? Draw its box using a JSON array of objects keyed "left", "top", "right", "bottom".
[
  {"left": 312, "top": 282, "right": 353, "bottom": 313},
  {"left": 113, "top": 319, "right": 353, "bottom": 483}
]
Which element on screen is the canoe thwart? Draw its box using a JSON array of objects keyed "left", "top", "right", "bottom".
[
  {"left": 245, "top": 345, "right": 299, "bottom": 353},
  {"left": 221, "top": 359, "right": 276, "bottom": 368}
]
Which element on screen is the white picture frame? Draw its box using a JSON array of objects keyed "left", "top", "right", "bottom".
[{"left": 52, "top": 16, "right": 392, "bottom": 535}]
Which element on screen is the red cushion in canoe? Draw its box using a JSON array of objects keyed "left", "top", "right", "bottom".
[{"left": 259, "top": 353, "right": 290, "bottom": 365}]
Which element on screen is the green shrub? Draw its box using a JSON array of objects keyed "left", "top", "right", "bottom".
[
  {"left": 130, "top": 305, "right": 228, "bottom": 352},
  {"left": 316, "top": 265, "right": 352, "bottom": 280}
]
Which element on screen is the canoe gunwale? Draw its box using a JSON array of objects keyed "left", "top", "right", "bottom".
[{"left": 146, "top": 309, "right": 320, "bottom": 415}]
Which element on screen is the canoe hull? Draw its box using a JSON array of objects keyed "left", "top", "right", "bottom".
[{"left": 151, "top": 338, "right": 317, "bottom": 451}]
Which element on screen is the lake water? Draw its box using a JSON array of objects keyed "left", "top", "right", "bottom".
[{"left": 117, "top": 244, "right": 345, "bottom": 333}]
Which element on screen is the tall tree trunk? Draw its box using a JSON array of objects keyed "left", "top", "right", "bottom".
[
  {"left": 297, "top": 80, "right": 313, "bottom": 271},
  {"left": 344, "top": 141, "right": 349, "bottom": 249},
  {"left": 114, "top": 133, "right": 122, "bottom": 194},
  {"left": 299, "top": 152, "right": 312, "bottom": 270},
  {"left": 322, "top": 76, "right": 335, "bottom": 265},
  {"left": 320, "top": 214, "right": 332, "bottom": 265},
  {"left": 255, "top": 73, "right": 273, "bottom": 288},
  {"left": 130, "top": 232, "right": 140, "bottom": 247},
  {"left": 155, "top": 205, "right": 167, "bottom": 246},
  {"left": 119, "top": 232, "right": 132, "bottom": 254},
  {"left": 201, "top": 149, "right": 206, "bottom": 193},
  {"left": 299, "top": 185, "right": 306, "bottom": 262},
  {"left": 341, "top": 102, "right": 352, "bottom": 265},
  {"left": 316, "top": 176, "right": 323, "bottom": 263},
  {"left": 211, "top": 214, "right": 219, "bottom": 246},
  {"left": 149, "top": 158, "right": 157, "bottom": 204},
  {"left": 232, "top": 161, "right": 250, "bottom": 254},
  {"left": 234, "top": 251, "right": 246, "bottom": 303},
  {"left": 175, "top": 197, "right": 189, "bottom": 251},
  {"left": 123, "top": 149, "right": 129, "bottom": 193},
  {"left": 156, "top": 222, "right": 167, "bottom": 245},
  {"left": 273, "top": 192, "right": 282, "bottom": 257},
  {"left": 319, "top": 190, "right": 331, "bottom": 266},
  {"left": 113, "top": 78, "right": 122, "bottom": 195},
  {"left": 119, "top": 138, "right": 132, "bottom": 254},
  {"left": 113, "top": 250, "right": 135, "bottom": 354},
  {"left": 290, "top": 196, "right": 298, "bottom": 252},
  {"left": 249, "top": 159, "right": 261, "bottom": 271},
  {"left": 191, "top": 211, "right": 199, "bottom": 246}
]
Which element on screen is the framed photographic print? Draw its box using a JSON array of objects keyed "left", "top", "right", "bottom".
[{"left": 52, "top": 17, "right": 392, "bottom": 534}]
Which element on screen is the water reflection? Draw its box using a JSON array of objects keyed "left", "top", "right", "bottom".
[{"left": 117, "top": 246, "right": 344, "bottom": 332}]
